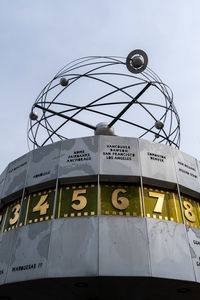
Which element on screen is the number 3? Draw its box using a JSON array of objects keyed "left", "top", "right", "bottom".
[{"left": 9, "top": 204, "right": 20, "bottom": 225}]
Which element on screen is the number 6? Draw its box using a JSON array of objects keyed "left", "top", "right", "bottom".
[{"left": 111, "top": 188, "right": 129, "bottom": 210}]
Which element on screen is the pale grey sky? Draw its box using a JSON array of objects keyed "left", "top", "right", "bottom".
[{"left": 1, "top": 0, "right": 200, "bottom": 172}]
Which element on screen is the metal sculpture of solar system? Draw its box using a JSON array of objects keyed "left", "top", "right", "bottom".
[
  {"left": 28, "top": 49, "right": 180, "bottom": 149},
  {"left": 2, "top": 50, "right": 200, "bottom": 300}
]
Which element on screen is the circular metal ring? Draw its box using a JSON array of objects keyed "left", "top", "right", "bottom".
[
  {"left": 28, "top": 53, "right": 180, "bottom": 149},
  {"left": 126, "top": 49, "right": 148, "bottom": 74}
]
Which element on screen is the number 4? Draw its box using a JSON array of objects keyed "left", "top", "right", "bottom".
[{"left": 33, "top": 194, "right": 49, "bottom": 215}]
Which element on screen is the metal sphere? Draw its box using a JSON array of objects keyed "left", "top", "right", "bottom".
[
  {"left": 126, "top": 49, "right": 148, "bottom": 74},
  {"left": 29, "top": 111, "right": 38, "bottom": 121},
  {"left": 131, "top": 55, "right": 144, "bottom": 69},
  {"left": 60, "top": 78, "right": 69, "bottom": 86},
  {"left": 155, "top": 120, "right": 164, "bottom": 130},
  {"left": 95, "top": 122, "right": 115, "bottom": 136}
]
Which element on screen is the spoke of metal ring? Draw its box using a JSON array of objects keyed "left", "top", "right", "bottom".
[
  {"left": 108, "top": 82, "right": 151, "bottom": 128},
  {"left": 35, "top": 104, "right": 96, "bottom": 130}
]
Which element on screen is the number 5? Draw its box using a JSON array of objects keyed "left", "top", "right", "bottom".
[{"left": 72, "top": 189, "right": 87, "bottom": 210}]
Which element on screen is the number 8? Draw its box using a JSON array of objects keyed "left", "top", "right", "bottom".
[{"left": 183, "top": 200, "right": 196, "bottom": 223}]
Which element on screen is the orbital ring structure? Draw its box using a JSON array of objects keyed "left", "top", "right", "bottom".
[{"left": 28, "top": 50, "right": 180, "bottom": 149}]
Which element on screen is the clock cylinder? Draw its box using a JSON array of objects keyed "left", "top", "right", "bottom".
[{"left": 0, "top": 135, "right": 200, "bottom": 299}]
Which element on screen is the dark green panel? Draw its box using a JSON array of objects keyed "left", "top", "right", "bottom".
[
  {"left": 26, "top": 188, "right": 56, "bottom": 225},
  {"left": 144, "top": 186, "right": 182, "bottom": 223},
  {"left": 100, "top": 183, "right": 142, "bottom": 216},
  {"left": 0, "top": 206, "right": 8, "bottom": 232},
  {"left": 3, "top": 199, "right": 22, "bottom": 232},
  {"left": 181, "top": 194, "right": 200, "bottom": 228},
  {"left": 56, "top": 183, "right": 97, "bottom": 218}
]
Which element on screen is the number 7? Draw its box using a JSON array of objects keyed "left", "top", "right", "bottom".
[{"left": 149, "top": 191, "right": 165, "bottom": 214}]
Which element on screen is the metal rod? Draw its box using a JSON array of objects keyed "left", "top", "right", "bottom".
[
  {"left": 35, "top": 104, "right": 96, "bottom": 130},
  {"left": 108, "top": 82, "right": 151, "bottom": 128}
]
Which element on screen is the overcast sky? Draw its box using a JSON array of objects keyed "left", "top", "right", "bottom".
[{"left": 1, "top": 0, "right": 200, "bottom": 173}]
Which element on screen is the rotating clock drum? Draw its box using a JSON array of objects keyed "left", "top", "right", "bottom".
[{"left": 0, "top": 136, "right": 200, "bottom": 299}]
